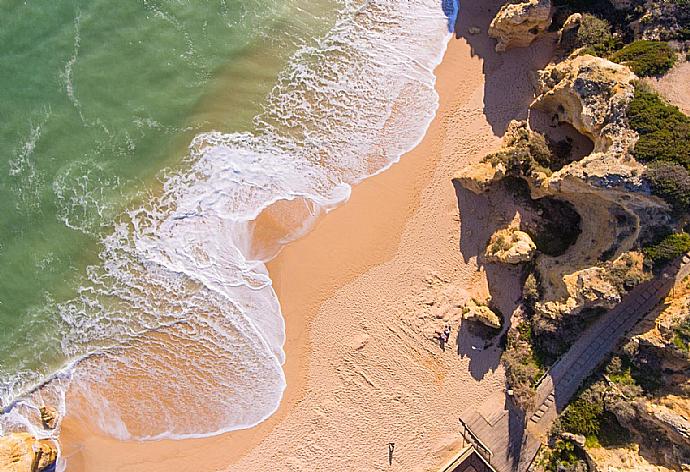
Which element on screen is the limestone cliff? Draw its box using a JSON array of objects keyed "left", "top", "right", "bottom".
[
  {"left": 488, "top": 0, "right": 553, "bottom": 52},
  {"left": 0, "top": 433, "right": 57, "bottom": 472},
  {"left": 456, "top": 54, "right": 670, "bottom": 329},
  {"left": 581, "top": 283, "right": 690, "bottom": 471}
]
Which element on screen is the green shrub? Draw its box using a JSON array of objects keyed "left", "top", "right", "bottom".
[
  {"left": 628, "top": 84, "right": 690, "bottom": 169},
  {"left": 522, "top": 272, "right": 541, "bottom": 309},
  {"left": 643, "top": 232, "right": 690, "bottom": 265},
  {"left": 545, "top": 440, "right": 580, "bottom": 471},
  {"left": 560, "top": 396, "right": 603, "bottom": 437},
  {"left": 610, "top": 40, "right": 676, "bottom": 76},
  {"left": 605, "top": 356, "right": 636, "bottom": 386},
  {"left": 672, "top": 317, "right": 690, "bottom": 352},
  {"left": 559, "top": 385, "right": 630, "bottom": 446},
  {"left": 577, "top": 14, "right": 620, "bottom": 56},
  {"left": 484, "top": 126, "right": 553, "bottom": 176},
  {"left": 645, "top": 161, "right": 690, "bottom": 212}
]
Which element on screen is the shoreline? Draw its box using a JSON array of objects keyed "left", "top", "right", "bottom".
[{"left": 56, "top": 1, "right": 557, "bottom": 469}]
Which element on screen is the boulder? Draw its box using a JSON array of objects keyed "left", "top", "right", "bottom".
[
  {"left": 561, "top": 432, "right": 586, "bottom": 447},
  {"left": 0, "top": 433, "right": 58, "bottom": 472},
  {"left": 557, "top": 13, "right": 582, "bottom": 52},
  {"left": 453, "top": 162, "right": 505, "bottom": 194},
  {"left": 463, "top": 299, "right": 502, "bottom": 329},
  {"left": 488, "top": 0, "right": 552, "bottom": 52},
  {"left": 39, "top": 406, "right": 58, "bottom": 430},
  {"left": 485, "top": 227, "right": 536, "bottom": 264}
]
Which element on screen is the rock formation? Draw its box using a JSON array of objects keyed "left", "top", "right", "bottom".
[
  {"left": 535, "top": 251, "right": 648, "bottom": 321},
  {"left": 636, "top": 0, "right": 690, "bottom": 41},
  {"left": 488, "top": 0, "right": 552, "bottom": 52},
  {"left": 531, "top": 54, "right": 638, "bottom": 156},
  {"left": 462, "top": 299, "right": 502, "bottom": 330},
  {"left": 485, "top": 226, "right": 536, "bottom": 264},
  {"left": 0, "top": 433, "right": 57, "bottom": 472},
  {"left": 39, "top": 407, "right": 58, "bottom": 430},
  {"left": 455, "top": 53, "right": 674, "bottom": 366}
]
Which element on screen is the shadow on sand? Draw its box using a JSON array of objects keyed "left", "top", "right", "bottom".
[
  {"left": 446, "top": 0, "right": 557, "bottom": 380},
  {"left": 447, "top": 1, "right": 558, "bottom": 468}
]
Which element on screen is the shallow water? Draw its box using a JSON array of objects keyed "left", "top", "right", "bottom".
[{"left": 0, "top": 0, "right": 454, "bottom": 441}]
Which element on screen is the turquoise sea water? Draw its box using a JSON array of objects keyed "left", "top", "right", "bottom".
[
  {"left": 1, "top": 0, "right": 335, "bottom": 400},
  {"left": 1, "top": 0, "right": 453, "bottom": 444}
]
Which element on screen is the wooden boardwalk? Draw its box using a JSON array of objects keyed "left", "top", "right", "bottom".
[
  {"left": 458, "top": 256, "right": 690, "bottom": 471},
  {"left": 459, "top": 392, "right": 541, "bottom": 472}
]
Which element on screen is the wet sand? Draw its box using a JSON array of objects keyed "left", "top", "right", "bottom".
[{"left": 58, "top": 1, "right": 556, "bottom": 469}]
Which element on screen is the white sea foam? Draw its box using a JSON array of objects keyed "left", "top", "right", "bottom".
[{"left": 1, "top": 0, "right": 455, "bottom": 441}]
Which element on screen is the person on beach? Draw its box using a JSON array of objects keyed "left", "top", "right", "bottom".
[{"left": 443, "top": 325, "right": 451, "bottom": 344}]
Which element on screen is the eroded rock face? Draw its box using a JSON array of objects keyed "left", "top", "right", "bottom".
[
  {"left": 637, "top": 0, "right": 690, "bottom": 41},
  {"left": 462, "top": 299, "right": 501, "bottom": 329},
  {"left": 536, "top": 251, "right": 648, "bottom": 320},
  {"left": 0, "top": 433, "right": 58, "bottom": 472},
  {"left": 456, "top": 54, "right": 670, "bottom": 342},
  {"left": 608, "top": 397, "right": 690, "bottom": 468},
  {"left": 532, "top": 54, "right": 638, "bottom": 156},
  {"left": 488, "top": 0, "right": 552, "bottom": 52},
  {"left": 485, "top": 227, "right": 536, "bottom": 264}
]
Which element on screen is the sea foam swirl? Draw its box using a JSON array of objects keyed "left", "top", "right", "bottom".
[{"left": 1, "top": 0, "right": 454, "bottom": 441}]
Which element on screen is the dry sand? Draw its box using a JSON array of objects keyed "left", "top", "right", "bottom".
[
  {"left": 58, "top": 1, "right": 555, "bottom": 470},
  {"left": 647, "top": 61, "right": 690, "bottom": 115}
]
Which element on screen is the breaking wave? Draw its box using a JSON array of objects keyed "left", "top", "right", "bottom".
[{"left": 1, "top": 0, "right": 454, "bottom": 442}]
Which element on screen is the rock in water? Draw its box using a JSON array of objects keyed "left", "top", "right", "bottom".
[
  {"left": 485, "top": 227, "right": 536, "bottom": 264},
  {"left": 39, "top": 406, "right": 58, "bottom": 430},
  {"left": 488, "top": 0, "right": 552, "bottom": 52},
  {"left": 0, "top": 433, "right": 58, "bottom": 472}
]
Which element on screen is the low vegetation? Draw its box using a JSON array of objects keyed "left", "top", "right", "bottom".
[
  {"left": 629, "top": 83, "right": 690, "bottom": 169},
  {"left": 645, "top": 162, "right": 690, "bottom": 213},
  {"left": 558, "top": 365, "right": 632, "bottom": 447},
  {"left": 673, "top": 316, "right": 690, "bottom": 352},
  {"left": 542, "top": 439, "right": 580, "bottom": 471},
  {"left": 610, "top": 40, "right": 676, "bottom": 76},
  {"left": 483, "top": 126, "right": 553, "bottom": 176},
  {"left": 643, "top": 232, "right": 690, "bottom": 266},
  {"left": 503, "top": 319, "right": 546, "bottom": 410},
  {"left": 577, "top": 14, "right": 620, "bottom": 56}
]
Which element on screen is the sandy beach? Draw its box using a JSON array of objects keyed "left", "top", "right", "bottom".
[{"left": 58, "top": 1, "right": 556, "bottom": 470}]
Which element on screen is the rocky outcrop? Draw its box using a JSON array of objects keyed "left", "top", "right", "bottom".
[
  {"left": 453, "top": 162, "right": 504, "bottom": 194},
  {"left": 455, "top": 54, "right": 673, "bottom": 363},
  {"left": 528, "top": 56, "right": 669, "bottom": 299},
  {"left": 581, "top": 285, "right": 690, "bottom": 471},
  {"left": 532, "top": 54, "right": 638, "bottom": 156},
  {"left": 485, "top": 226, "right": 536, "bottom": 264},
  {"left": 535, "top": 251, "right": 648, "bottom": 320},
  {"left": 462, "top": 299, "right": 502, "bottom": 329},
  {"left": 608, "top": 398, "right": 690, "bottom": 468},
  {"left": 488, "top": 0, "right": 552, "bottom": 52},
  {"left": 0, "top": 433, "right": 57, "bottom": 472},
  {"left": 39, "top": 407, "right": 58, "bottom": 430},
  {"left": 636, "top": 0, "right": 690, "bottom": 41}
]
